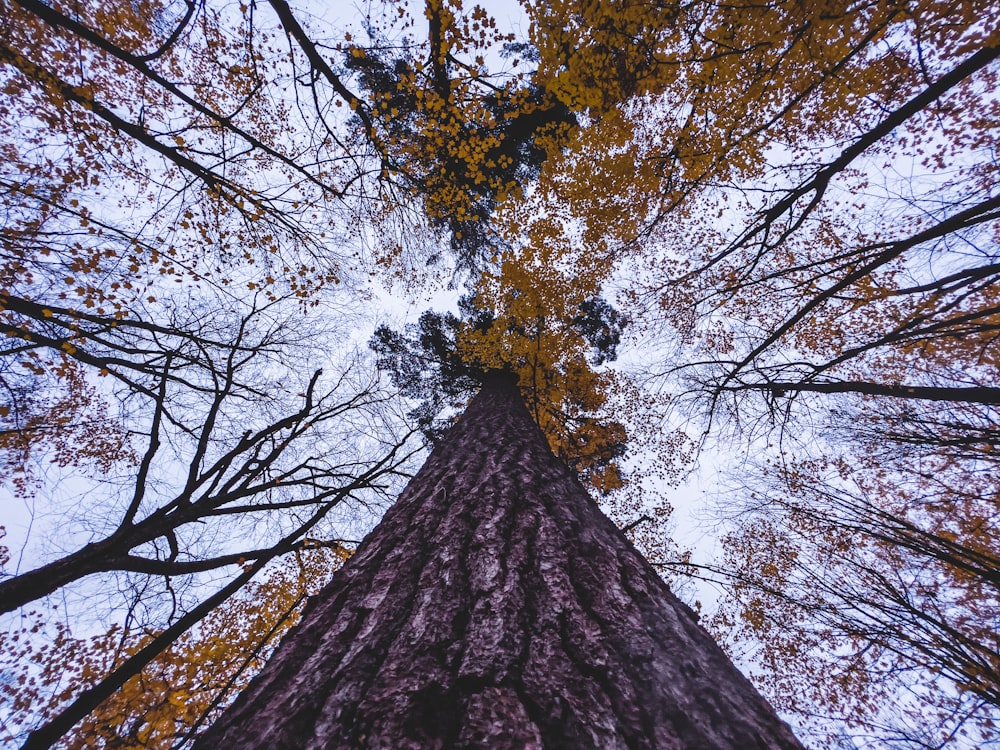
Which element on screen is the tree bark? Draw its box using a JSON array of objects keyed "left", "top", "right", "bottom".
[{"left": 195, "top": 373, "right": 804, "bottom": 749}]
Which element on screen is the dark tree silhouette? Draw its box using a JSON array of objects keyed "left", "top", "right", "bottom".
[{"left": 194, "top": 372, "right": 803, "bottom": 749}]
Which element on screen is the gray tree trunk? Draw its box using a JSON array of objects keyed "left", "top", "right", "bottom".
[{"left": 195, "top": 374, "right": 804, "bottom": 749}]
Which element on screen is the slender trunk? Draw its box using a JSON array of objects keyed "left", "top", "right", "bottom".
[{"left": 196, "top": 374, "right": 803, "bottom": 748}]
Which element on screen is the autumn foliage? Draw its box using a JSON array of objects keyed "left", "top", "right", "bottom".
[
  {"left": 2, "top": 546, "right": 349, "bottom": 747},
  {"left": 1, "top": 0, "right": 999, "bottom": 746},
  {"left": 371, "top": 246, "right": 630, "bottom": 495}
]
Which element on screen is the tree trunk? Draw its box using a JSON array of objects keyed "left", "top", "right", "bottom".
[{"left": 195, "top": 373, "right": 804, "bottom": 749}]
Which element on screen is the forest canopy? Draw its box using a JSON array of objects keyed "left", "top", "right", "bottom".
[{"left": 1, "top": 0, "right": 998, "bottom": 747}]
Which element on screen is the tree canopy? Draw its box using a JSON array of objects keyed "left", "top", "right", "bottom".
[{"left": 1, "top": 0, "right": 998, "bottom": 747}]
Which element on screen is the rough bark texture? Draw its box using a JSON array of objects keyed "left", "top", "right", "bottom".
[{"left": 195, "top": 375, "right": 804, "bottom": 749}]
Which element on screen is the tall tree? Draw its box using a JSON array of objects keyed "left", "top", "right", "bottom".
[{"left": 193, "top": 372, "right": 803, "bottom": 749}]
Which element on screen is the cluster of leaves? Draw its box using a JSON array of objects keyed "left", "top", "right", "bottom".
[
  {"left": 1, "top": 545, "right": 350, "bottom": 747},
  {"left": 370, "top": 301, "right": 485, "bottom": 442},
  {"left": 370, "top": 282, "right": 629, "bottom": 494},
  {"left": 0, "top": 0, "right": 349, "bottom": 309},
  {"left": 0, "top": 352, "right": 133, "bottom": 497},
  {"left": 0, "top": 527, "right": 9, "bottom": 572},
  {"left": 704, "top": 432, "right": 1000, "bottom": 746},
  {"left": 337, "top": 0, "right": 577, "bottom": 267}
]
